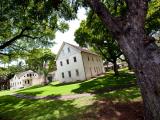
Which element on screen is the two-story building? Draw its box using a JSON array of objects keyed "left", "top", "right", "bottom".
[
  {"left": 10, "top": 70, "right": 42, "bottom": 89},
  {"left": 55, "top": 42, "right": 105, "bottom": 83}
]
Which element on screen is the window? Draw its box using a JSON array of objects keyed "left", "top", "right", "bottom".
[
  {"left": 66, "top": 59, "right": 69, "bottom": 64},
  {"left": 27, "top": 74, "right": 29, "bottom": 77},
  {"left": 28, "top": 80, "right": 30, "bottom": 84},
  {"left": 62, "top": 72, "right": 64, "bottom": 78},
  {"left": 88, "top": 56, "right": 90, "bottom": 61},
  {"left": 76, "top": 69, "right": 79, "bottom": 76},
  {"left": 73, "top": 57, "right": 77, "bottom": 62},
  {"left": 60, "top": 61, "right": 63, "bottom": 66},
  {"left": 68, "top": 47, "right": 70, "bottom": 53},
  {"left": 92, "top": 57, "right": 94, "bottom": 62},
  {"left": 68, "top": 71, "right": 71, "bottom": 77}
]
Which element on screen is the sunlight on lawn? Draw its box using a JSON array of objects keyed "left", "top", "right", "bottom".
[
  {"left": 0, "top": 69, "right": 142, "bottom": 120},
  {"left": 0, "top": 95, "right": 94, "bottom": 120},
  {"left": 3, "top": 69, "right": 137, "bottom": 97}
]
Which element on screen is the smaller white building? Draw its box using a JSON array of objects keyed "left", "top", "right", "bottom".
[
  {"left": 10, "top": 70, "right": 40, "bottom": 90},
  {"left": 55, "top": 42, "right": 105, "bottom": 83}
]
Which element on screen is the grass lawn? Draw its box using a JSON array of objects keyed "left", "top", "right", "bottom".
[
  {"left": 0, "top": 69, "right": 143, "bottom": 120},
  {"left": 14, "top": 68, "right": 137, "bottom": 97}
]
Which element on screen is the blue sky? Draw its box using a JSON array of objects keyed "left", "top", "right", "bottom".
[{"left": 51, "top": 8, "right": 87, "bottom": 54}]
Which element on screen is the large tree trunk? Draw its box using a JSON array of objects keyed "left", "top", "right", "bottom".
[
  {"left": 88, "top": 0, "right": 160, "bottom": 119},
  {"left": 118, "top": 33, "right": 160, "bottom": 120}
]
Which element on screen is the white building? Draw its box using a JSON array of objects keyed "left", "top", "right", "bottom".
[
  {"left": 55, "top": 42, "right": 105, "bottom": 83},
  {"left": 10, "top": 70, "right": 43, "bottom": 89}
]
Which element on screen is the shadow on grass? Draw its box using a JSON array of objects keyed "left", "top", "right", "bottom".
[
  {"left": 17, "top": 90, "right": 45, "bottom": 96},
  {"left": 0, "top": 95, "right": 87, "bottom": 120},
  {"left": 17, "top": 85, "right": 45, "bottom": 92},
  {"left": 95, "top": 86, "right": 141, "bottom": 102},
  {"left": 81, "top": 99, "right": 144, "bottom": 120},
  {"left": 72, "top": 71, "right": 137, "bottom": 94}
]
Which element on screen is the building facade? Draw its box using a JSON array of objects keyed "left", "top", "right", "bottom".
[
  {"left": 55, "top": 42, "right": 105, "bottom": 83},
  {"left": 10, "top": 70, "right": 42, "bottom": 89}
]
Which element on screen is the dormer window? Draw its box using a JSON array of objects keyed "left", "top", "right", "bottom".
[{"left": 68, "top": 47, "right": 70, "bottom": 53}]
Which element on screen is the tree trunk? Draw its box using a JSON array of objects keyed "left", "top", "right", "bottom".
[
  {"left": 87, "top": 0, "right": 160, "bottom": 119},
  {"left": 117, "top": 33, "right": 160, "bottom": 120},
  {"left": 113, "top": 60, "right": 119, "bottom": 76},
  {"left": 43, "top": 75, "right": 48, "bottom": 85}
]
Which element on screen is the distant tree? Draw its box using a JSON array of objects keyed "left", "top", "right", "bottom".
[
  {"left": 75, "top": 14, "right": 122, "bottom": 75},
  {"left": 25, "top": 48, "right": 56, "bottom": 84}
]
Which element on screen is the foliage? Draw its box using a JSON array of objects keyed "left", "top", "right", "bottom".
[
  {"left": 0, "top": 65, "right": 26, "bottom": 80},
  {"left": 146, "top": 0, "right": 160, "bottom": 34},
  {"left": 24, "top": 48, "right": 56, "bottom": 82},
  {"left": 0, "top": 0, "right": 75, "bottom": 54},
  {"left": 75, "top": 12, "right": 122, "bottom": 75}
]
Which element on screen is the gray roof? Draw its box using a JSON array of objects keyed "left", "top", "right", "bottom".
[
  {"left": 56, "top": 42, "right": 99, "bottom": 60},
  {"left": 66, "top": 42, "right": 99, "bottom": 56},
  {"left": 15, "top": 70, "right": 35, "bottom": 78}
]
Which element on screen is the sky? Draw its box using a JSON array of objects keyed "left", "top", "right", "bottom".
[{"left": 51, "top": 8, "right": 87, "bottom": 54}]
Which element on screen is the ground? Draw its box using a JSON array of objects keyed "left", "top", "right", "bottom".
[{"left": 0, "top": 69, "right": 143, "bottom": 120}]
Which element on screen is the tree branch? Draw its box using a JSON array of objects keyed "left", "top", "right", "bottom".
[
  {"left": 0, "top": 27, "right": 30, "bottom": 50},
  {"left": 0, "top": 52, "right": 9, "bottom": 56},
  {"left": 87, "top": 0, "right": 121, "bottom": 34},
  {"left": 97, "top": 46, "right": 113, "bottom": 62},
  {"left": 22, "top": 35, "right": 43, "bottom": 39}
]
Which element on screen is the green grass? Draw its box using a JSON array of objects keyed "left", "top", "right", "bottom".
[
  {"left": 0, "top": 87, "right": 141, "bottom": 120},
  {"left": 0, "top": 69, "right": 142, "bottom": 120},
  {"left": 0, "top": 89, "right": 15, "bottom": 96},
  {"left": 14, "top": 69, "right": 136, "bottom": 97},
  {"left": 0, "top": 95, "right": 95, "bottom": 120}
]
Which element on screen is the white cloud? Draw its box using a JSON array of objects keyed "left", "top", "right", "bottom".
[{"left": 51, "top": 8, "right": 87, "bottom": 54}]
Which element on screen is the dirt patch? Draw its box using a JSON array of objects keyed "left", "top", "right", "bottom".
[{"left": 81, "top": 100, "right": 144, "bottom": 120}]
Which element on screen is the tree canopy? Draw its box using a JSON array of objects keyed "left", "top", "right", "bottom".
[
  {"left": 24, "top": 48, "right": 56, "bottom": 83},
  {"left": 75, "top": 12, "right": 122, "bottom": 75},
  {"left": 0, "top": 0, "right": 77, "bottom": 55}
]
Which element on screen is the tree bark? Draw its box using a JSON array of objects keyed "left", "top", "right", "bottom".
[
  {"left": 113, "top": 60, "right": 119, "bottom": 76},
  {"left": 88, "top": 0, "right": 160, "bottom": 119},
  {"left": 117, "top": 31, "right": 160, "bottom": 120}
]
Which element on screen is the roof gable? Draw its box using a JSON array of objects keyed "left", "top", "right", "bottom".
[
  {"left": 56, "top": 42, "right": 99, "bottom": 60},
  {"left": 14, "top": 70, "right": 35, "bottom": 78},
  {"left": 55, "top": 42, "right": 81, "bottom": 60}
]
